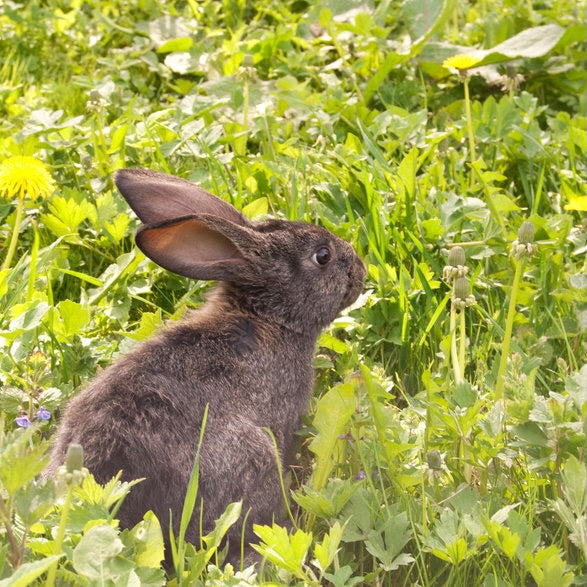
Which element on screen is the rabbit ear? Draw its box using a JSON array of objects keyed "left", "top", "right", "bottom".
[
  {"left": 114, "top": 169, "right": 245, "bottom": 226},
  {"left": 135, "top": 214, "right": 258, "bottom": 281}
]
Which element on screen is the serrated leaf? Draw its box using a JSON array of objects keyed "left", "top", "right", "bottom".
[
  {"left": 252, "top": 524, "right": 313, "bottom": 578},
  {"left": 313, "top": 521, "right": 345, "bottom": 573},
  {"left": 0, "top": 428, "right": 49, "bottom": 495},
  {"left": 560, "top": 455, "right": 586, "bottom": 515}
]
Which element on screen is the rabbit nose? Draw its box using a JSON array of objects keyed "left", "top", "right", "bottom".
[{"left": 353, "top": 253, "right": 366, "bottom": 282}]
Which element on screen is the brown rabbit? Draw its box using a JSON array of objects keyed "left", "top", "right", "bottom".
[{"left": 46, "top": 168, "right": 365, "bottom": 564}]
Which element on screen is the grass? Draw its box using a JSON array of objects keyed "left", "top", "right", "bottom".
[{"left": 0, "top": 0, "right": 585, "bottom": 584}]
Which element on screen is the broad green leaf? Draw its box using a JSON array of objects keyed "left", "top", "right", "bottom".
[
  {"left": 143, "top": 15, "right": 191, "bottom": 46},
  {"left": 479, "top": 24, "right": 566, "bottom": 62},
  {"left": 72, "top": 524, "right": 129, "bottom": 580},
  {"left": 511, "top": 422, "right": 550, "bottom": 448},
  {"left": 129, "top": 511, "right": 165, "bottom": 569},
  {"left": 402, "top": 0, "right": 453, "bottom": 44},
  {"left": 157, "top": 37, "right": 193, "bottom": 54},
  {"left": 397, "top": 147, "right": 418, "bottom": 201},
  {"left": 242, "top": 197, "right": 269, "bottom": 219},
  {"left": 0, "top": 555, "right": 62, "bottom": 587},
  {"left": 319, "top": 332, "right": 350, "bottom": 354},
  {"left": 9, "top": 302, "right": 50, "bottom": 331},
  {"left": 0, "top": 428, "right": 49, "bottom": 495},
  {"left": 324, "top": 565, "right": 364, "bottom": 587},
  {"left": 164, "top": 52, "right": 194, "bottom": 75},
  {"left": 202, "top": 501, "right": 242, "bottom": 555},
  {"left": 124, "top": 310, "right": 163, "bottom": 341},
  {"left": 308, "top": 382, "right": 355, "bottom": 490},
  {"left": 57, "top": 299, "right": 90, "bottom": 337},
  {"left": 13, "top": 480, "right": 54, "bottom": 527}
]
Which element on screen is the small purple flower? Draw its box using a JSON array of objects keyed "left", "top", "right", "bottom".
[
  {"left": 354, "top": 470, "right": 366, "bottom": 481},
  {"left": 15, "top": 415, "right": 32, "bottom": 428},
  {"left": 36, "top": 407, "right": 51, "bottom": 420}
]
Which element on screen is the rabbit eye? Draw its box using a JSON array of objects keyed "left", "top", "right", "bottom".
[{"left": 312, "top": 247, "right": 331, "bottom": 266}]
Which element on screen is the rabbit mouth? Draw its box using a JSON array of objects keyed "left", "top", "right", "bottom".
[{"left": 341, "top": 256, "right": 366, "bottom": 309}]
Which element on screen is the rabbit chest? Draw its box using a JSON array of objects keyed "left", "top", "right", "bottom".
[{"left": 151, "top": 313, "right": 316, "bottom": 450}]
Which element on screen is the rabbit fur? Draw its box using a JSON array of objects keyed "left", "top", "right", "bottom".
[{"left": 45, "top": 168, "right": 365, "bottom": 564}]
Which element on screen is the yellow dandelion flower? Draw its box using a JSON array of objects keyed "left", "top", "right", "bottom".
[
  {"left": 442, "top": 54, "right": 483, "bottom": 71},
  {"left": 0, "top": 156, "right": 55, "bottom": 201}
]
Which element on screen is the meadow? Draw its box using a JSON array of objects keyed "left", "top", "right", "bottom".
[{"left": 0, "top": 0, "right": 585, "bottom": 584}]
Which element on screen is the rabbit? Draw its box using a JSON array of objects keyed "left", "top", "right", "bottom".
[{"left": 45, "top": 168, "right": 365, "bottom": 565}]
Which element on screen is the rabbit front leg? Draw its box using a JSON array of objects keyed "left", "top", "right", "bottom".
[{"left": 197, "top": 417, "right": 288, "bottom": 564}]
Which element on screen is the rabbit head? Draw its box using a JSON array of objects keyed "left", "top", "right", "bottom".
[{"left": 115, "top": 169, "right": 365, "bottom": 335}]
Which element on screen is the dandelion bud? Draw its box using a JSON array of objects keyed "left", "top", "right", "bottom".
[
  {"left": 443, "top": 246, "right": 469, "bottom": 281},
  {"left": 452, "top": 277, "right": 476, "bottom": 310},
  {"left": 427, "top": 449, "right": 442, "bottom": 470},
  {"left": 510, "top": 221, "right": 538, "bottom": 259},
  {"left": 242, "top": 54, "right": 254, "bottom": 68},
  {"left": 453, "top": 277, "right": 470, "bottom": 299},
  {"left": 88, "top": 89, "right": 102, "bottom": 103},
  {"left": 448, "top": 246, "right": 466, "bottom": 267},
  {"left": 517, "top": 221, "right": 535, "bottom": 244},
  {"left": 65, "top": 443, "right": 84, "bottom": 473}
]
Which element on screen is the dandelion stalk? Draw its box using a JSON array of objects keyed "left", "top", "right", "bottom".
[
  {"left": 0, "top": 156, "right": 55, "bottom": 271},
  {"left": 451, "top": 277, "right": 474, "bottom": 384},
  {"left": 450, "top": 302, "right": 463, "bottom": 383},
  {"left": 1, "top": 196, "right": 25, "bottom": 272},
  {"left": 46, "top": 484, "right": 74, "bottom": 587},
  {"left": 459, "top": 309, "right": 466, "bottom": 374},
  {"left": 495, "top": 259, "right": 523, "bottom": 402},
  {"left": 443, "top": 247, "right": 474, "bottom": 384},
  {"left": 495, "top": 222, "right": 537, "bottom": 403},
  {"left": 443, "top": 54, "right": 482, "bottom": 185},
  {"left": 462, "top": 74, "right": 476, "bottom": 166}
]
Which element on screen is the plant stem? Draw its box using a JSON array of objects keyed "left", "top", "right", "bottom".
[
  {"left": 459, "top": 310, "right": 466, "bottom": 376},
  {"left": 1, "top": 197, "right": 25, "bottom": 272},
  {"left": 463, "top": 75, "right": 476, "bottom": 164},
  {"left": 450, "top": 304, "right": 463, "bottom": 383},
  {"left": 0, "top": 494, "right": 22, "bottom": 568},
  {"left": 46, "top": 483, "right": 74, "bottom": 587},
  {"left": 26, "top": 221, "right": 39, "bottom": 302},
  {"left": 495, "top": 258, "right": 524, "bottom": 402}
]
